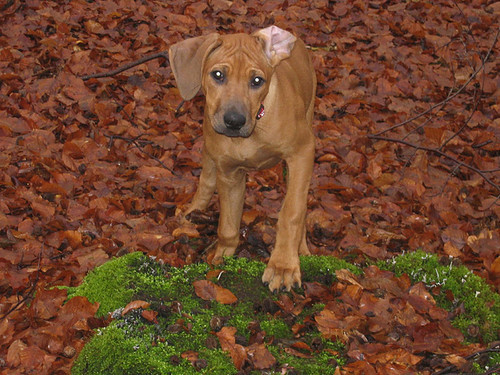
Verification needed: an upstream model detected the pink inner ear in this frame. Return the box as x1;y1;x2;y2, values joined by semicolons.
259;26;296;60
270;26;295;55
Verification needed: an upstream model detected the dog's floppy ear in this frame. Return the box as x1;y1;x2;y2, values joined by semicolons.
254;26;297;67
169;33;221;100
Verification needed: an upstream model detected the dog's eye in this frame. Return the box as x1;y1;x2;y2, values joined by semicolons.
251;76;265;88
211;70;225;83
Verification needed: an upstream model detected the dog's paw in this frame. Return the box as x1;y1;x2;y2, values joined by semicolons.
262;258;301;293
209;245;237;265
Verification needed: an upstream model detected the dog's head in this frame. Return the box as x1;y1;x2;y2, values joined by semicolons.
169;26;296;138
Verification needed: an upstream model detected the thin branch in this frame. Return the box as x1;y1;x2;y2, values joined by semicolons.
175;100;186;115
374;27;499;137
429;164;460;198
431;343;500;375
81;51;169;81
367;135;500;192
472;140;492;149
401;82;457;142
104;134;178;176
0;248;42;320
0;0;15;12
98;84;179;176
439;85;479;151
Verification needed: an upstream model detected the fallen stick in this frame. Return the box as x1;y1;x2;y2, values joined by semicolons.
81;51;168;81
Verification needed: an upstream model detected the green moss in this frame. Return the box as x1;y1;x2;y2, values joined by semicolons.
66;252;142;317
70;253;236;375
66;252;210;317
73;323;236;375
71;251;497;374
217;257;269;302
489;352;500;371
221;256;267;279
300;255;362;283
70;253;348;374
268;344;343;375
379;250;500;343
261;318;292;339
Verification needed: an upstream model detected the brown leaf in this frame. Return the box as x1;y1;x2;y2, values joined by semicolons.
407;282;436;314
247;343;276;369
84;20;105;34
315;308;349;341
31;200;55;219
74;248;109;273
335;269;363;288
303;282;334;301
193;280;237;304
216;326;247;370
6;339;27;367
181;350;199;364
206;269;224;280
7;340;56;373
31;285;67;320
141;309;158;324
136;165;173;183
291;341;313;353
365;347;422;367
58;296;100;332
172;224;200;238
122;300;151;316
285;346;313;359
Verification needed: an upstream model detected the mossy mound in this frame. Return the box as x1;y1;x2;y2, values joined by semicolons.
70;253;349;375
378;250;500;343
69;251;499;374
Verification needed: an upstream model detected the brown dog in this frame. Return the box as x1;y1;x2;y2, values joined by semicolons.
169;26;316;292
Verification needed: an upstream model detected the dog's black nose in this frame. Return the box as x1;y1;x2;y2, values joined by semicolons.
223;110;246;130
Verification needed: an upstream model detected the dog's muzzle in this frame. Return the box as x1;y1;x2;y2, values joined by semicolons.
213;107;253;138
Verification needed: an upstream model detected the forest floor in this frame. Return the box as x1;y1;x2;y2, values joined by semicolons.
0;0;499;374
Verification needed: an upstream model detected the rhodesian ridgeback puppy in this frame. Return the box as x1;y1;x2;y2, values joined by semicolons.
169;26;316;292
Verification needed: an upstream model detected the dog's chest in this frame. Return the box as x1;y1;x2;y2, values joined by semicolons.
211;137;283;171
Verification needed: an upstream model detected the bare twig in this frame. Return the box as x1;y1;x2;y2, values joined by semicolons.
98;84;179;176
401;82;457;142
438;85;479;151
175;100;186;115
104;134;178;176
369;26;499;194
0;0;15;12
367;135;500;192
0;248;42;320
373;28;499;137
472;140;492;149
81;51;169;81
431;343;500;375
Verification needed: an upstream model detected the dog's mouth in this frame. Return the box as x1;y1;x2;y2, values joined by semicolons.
214;124;254;138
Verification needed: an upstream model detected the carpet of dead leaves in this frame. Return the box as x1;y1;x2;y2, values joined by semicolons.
0;0;499;374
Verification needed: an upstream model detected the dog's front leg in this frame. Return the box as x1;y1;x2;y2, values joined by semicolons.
262;144;314;292
211;168;246;264
185;149;217;216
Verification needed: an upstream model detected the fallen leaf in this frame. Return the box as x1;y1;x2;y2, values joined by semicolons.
247;343;276;369
122;300;151;316
193;280;237;304
216;326;247;370
141;309;158;324
335;269;363;288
